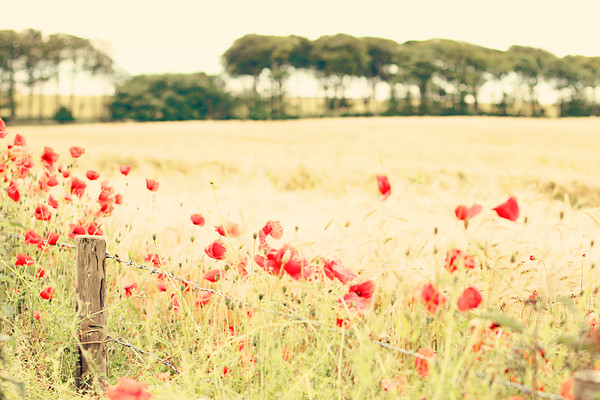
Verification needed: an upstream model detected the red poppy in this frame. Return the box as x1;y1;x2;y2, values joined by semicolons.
68;223;86;239
15;253;34;267
70;177;87;198
40;146;59;169
340;280;376;310
61;169;70;178
415;347;435;378
86;170;100;181
322;258;356;284
380;377;404;393
46;232;59;246
156;281;168;292
119;165;131;176
493;196;519;221
454;203;482;220
87;222;104;236
191;213;205;226
215;220;241;238
25;229;43;246
48;195;59;209
145;253;164;268
13;134;26;147
457;287;482;312
124;282;138;297
7;180;19;202
171;294;180;314
40;286;55;300
35;268;45;278
205;239;227;260
69;146;84;158
0;117;6;138
115;193;123;205
146;179;159;192
34;204;52;221
420;283;446;314
255;244;312;280
560;378;573;400
376;174;391;200
202;268;225;282
445;249;476;272
260;220;283;240
195;291;213;307
105;377;152;400
33;310;42;321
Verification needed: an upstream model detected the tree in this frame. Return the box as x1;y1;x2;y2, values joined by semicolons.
310;34;368;113
398;40;440;115
21;29;45;119
361;37;400;114
0;30;24;120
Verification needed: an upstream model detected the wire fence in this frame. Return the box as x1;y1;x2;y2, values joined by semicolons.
1;231;568;399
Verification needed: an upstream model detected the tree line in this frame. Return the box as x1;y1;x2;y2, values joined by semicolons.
0;29;114;122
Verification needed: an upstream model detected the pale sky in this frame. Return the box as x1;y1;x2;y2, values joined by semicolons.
4;0;600;77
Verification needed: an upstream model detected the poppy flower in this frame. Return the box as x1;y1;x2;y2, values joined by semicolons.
415;347;435;378
61;169;70;178
124;282;138;297
454;204;482;221
34;204;52;221
86;170;100;181
376;174;391;200
46;232;59;246
560;378;573;400
48;195;59;209
445;249;476;272
146;179;159;192
15;253;34;267
145;253;164;268
215;220;241;238
205;239;227;260
340;280;376;310
25;229;43;246
87;222;103;236
261;220;283;239
69;146;84;158
380;377;404;393
68;223;86;239
255;244;312;280
191;213;205;226
41;146;59;169
105;377;152;400
33;310;42;321
202;268;225;282
0;117;6;138
35;268;45;278
70;177;87;198
13;134;26;147
115;194;123;205
420;283;446;314
322;258;356;284
457;287;482;312
40;287;55;300
493;196;519;221
156;281;168;292
195;291;213;307
119;165;131;176
7;181;19;202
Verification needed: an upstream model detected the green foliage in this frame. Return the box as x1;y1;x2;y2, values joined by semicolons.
110;73;236;121
52;106;74;123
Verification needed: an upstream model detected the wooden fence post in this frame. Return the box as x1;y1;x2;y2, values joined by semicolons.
75;235;108;391
574;370;600;400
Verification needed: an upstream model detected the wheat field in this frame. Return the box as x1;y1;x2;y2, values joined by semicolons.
15;116;600;303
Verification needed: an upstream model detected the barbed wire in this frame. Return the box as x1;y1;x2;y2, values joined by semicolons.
0;231;572;398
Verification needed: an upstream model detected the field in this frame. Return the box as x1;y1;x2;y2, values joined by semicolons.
1;116;600;399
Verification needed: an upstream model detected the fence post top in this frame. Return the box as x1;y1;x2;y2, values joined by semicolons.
76;235;107;243
574;369;600;383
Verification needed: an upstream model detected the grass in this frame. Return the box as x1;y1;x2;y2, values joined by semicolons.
1;116;598;399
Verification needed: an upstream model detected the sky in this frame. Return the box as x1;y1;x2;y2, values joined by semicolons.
4;0;600;77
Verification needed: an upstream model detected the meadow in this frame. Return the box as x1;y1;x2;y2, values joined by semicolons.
1;116;599;399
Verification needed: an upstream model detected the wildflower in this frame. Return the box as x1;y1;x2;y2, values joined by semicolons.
13;134;26;146
493;196;519;221
41;146;59;169
156;281;168;292
445;249;476;272
171;294;180;314
145;253;164;268
202;268;225;282
34;204;52;221
156;372;171;381
454;203;482;221
457;287;483;312
105;377;152;400
215;220;241;238
195;292;213;307
380;377;403;393
560;378;573;400
322;258;356;284
69;146;84;158
86;170;100;180
258;220;283;247
119;165;131;176
15;253;34;267
35;268;45;278
70;177;87;198
68;223;86;239
415;347;435;378
0;117;6;138
124;283;138;297
46;232;59;246
40;287;55;300
421;283;446;314
146;179;159;192
25;229;43;246
33;310;42;321
7;181;20;202
376;174;391;200
191;213;205;226
87;222;103;236
205;239;227;260
340;280;376;310
48;195;59;209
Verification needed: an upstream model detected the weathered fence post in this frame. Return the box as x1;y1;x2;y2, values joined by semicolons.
574;370;600;400
75;235;108;391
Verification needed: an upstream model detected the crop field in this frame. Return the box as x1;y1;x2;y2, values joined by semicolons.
1;116;599;399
